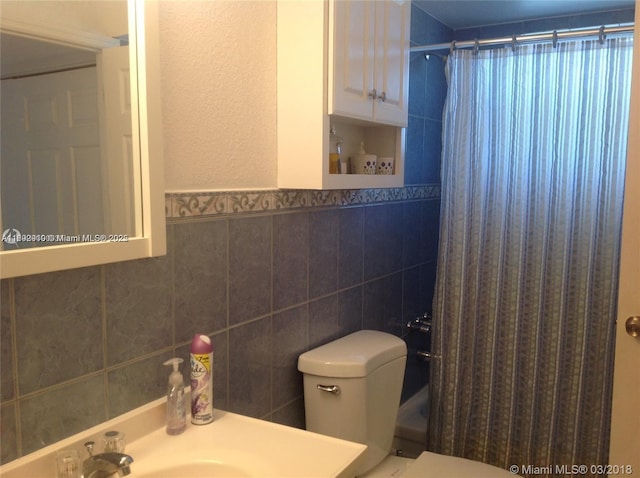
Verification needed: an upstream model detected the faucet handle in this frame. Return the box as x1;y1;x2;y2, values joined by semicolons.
56;449;81;478
84;441;95;456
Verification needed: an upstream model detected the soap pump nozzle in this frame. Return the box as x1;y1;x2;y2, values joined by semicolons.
164;358;184;387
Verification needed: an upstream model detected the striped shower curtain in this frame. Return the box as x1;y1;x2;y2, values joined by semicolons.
429;38;633;477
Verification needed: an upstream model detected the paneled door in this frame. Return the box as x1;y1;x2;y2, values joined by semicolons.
1;66;105;242
609;2;640;474
98;45;136;236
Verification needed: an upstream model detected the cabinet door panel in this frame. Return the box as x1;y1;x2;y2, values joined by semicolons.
330;0;375;121
373;0;410;126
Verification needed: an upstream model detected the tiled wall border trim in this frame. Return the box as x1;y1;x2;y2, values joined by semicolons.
166;185;440;218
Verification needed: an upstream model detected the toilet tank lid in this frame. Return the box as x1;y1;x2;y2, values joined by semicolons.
297;330;407;378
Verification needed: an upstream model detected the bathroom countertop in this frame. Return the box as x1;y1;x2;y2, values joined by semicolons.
0;397;367;478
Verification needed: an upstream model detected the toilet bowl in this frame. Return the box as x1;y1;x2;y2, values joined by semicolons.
298;330;521;477
403;451;518;478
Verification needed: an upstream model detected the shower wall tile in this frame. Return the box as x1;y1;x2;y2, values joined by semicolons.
20;375;105;455
568;9;635;29
385;272;405;334
402;266;422;323
272;305;308;409
364;204;388;280
405;115;425;185
273;212;309;311
211;331;229;411
363;278;386;332
228;316;272;418
420;262;438;314
364;204;404;280
423;119;443;184
420;199;441;264
338;207;364;289
309;209;339;299
1;281;14;403
411;2;453;45
424;60;448;122
454;9;636;42
105;253;173;366
308;294;338;349
409;51;427;117
403;201;422;269
228;216;272;325
0;403;17;463
410;3;432;46
174;219;228;341
272;397;305;430
338;286;363;336
108;351;173;418
387;203;405;274
14;267;102;394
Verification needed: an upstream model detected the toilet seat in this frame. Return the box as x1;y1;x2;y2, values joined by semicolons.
402;451;518;478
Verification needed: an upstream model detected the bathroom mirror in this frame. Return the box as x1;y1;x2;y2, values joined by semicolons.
0;0;165;278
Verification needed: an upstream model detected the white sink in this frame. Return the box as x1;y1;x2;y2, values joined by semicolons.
136;461;253;477
126;408;366;477
0;398;366;478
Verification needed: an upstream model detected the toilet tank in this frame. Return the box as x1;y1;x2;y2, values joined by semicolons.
297;330;407;474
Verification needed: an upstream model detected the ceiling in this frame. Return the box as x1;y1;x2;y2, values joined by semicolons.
413;0;636;29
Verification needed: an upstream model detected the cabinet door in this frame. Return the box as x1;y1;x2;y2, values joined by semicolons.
329;0;375;121
373;0;410;126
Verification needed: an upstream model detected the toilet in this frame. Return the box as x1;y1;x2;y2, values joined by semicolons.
298;330;518;478
298;330;407;475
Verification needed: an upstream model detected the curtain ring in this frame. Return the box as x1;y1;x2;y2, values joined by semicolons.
599;25;606;45
511;34;517;53
473;38;479;56
552;30;558;48
450;40;456;56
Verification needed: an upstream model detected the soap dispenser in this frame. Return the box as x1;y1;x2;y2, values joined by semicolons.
163;358;187;435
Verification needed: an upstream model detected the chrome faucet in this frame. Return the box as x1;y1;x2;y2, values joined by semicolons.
82;441;134;478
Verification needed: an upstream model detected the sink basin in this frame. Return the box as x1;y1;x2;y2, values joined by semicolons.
125;409;363;477
0;397;367;478
128;440;280;477
134;460;252;477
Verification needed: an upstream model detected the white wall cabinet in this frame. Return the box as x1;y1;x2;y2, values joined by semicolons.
277;0;410;190
330;0;410;127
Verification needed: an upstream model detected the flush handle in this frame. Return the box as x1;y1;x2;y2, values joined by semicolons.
625;316;640;337
317;384;341;395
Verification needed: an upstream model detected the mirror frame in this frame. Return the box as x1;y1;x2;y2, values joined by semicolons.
0;0;166;278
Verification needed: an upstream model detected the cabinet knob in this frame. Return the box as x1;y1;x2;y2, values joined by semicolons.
378;91;387;102
368;89;378;100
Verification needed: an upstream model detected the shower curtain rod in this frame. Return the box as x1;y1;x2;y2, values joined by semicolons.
410;24;634;53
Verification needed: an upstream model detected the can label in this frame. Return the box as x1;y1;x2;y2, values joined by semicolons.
190;352;213;424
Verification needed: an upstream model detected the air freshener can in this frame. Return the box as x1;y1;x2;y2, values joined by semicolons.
190;334;213;425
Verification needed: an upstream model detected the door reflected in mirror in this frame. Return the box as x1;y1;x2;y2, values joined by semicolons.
1;0;136;250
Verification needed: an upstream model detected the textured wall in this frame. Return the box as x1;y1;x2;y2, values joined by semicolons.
159;1;278;190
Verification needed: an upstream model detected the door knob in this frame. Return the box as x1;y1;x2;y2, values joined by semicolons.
625;316;640;337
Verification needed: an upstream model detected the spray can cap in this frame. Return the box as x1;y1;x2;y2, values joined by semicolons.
190;334;212;353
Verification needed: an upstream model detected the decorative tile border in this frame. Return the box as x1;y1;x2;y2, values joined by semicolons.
166;185;440;219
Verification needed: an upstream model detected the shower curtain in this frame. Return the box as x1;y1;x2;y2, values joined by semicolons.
429;38;633;477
